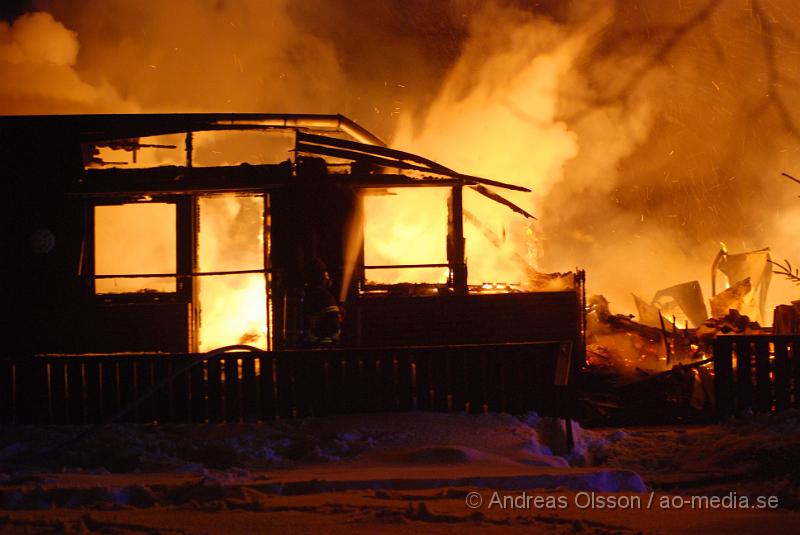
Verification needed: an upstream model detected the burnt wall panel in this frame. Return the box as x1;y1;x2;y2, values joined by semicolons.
2;130;89;357
355;291;580;347
79;302;190;354
2;134;193;355
31;301;190;355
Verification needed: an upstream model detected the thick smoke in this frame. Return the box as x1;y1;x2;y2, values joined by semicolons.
394;0;800;318
546;0;800;318
390;3;592;286
2;0;799;321
3;0;345;115
0;11;131;112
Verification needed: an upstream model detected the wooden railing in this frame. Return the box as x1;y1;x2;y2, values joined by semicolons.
0;342;573;425
713;335;800;417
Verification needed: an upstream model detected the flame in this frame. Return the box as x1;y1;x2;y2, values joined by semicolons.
92;194;268;351
197;195;267;352
363;188;448;284
197;273;267;351
92;131;285;352
4;1;800;326
377;7;591;287
94;202;176;294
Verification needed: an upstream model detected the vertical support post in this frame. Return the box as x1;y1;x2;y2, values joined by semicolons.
576;269;587;374
736;340;754;413
774;338;791;410
754;338;771;411
86;204;97;295
565;417;574;454
659;314;672;366
185;131;193;168
447;184;467;294
263;192;273;351
356;194;366;346
177;197;196;353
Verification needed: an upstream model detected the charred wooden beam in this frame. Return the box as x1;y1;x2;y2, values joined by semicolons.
93;268;270;279
472;185;536;219
337;174;462;188
73;162;292;196
185;131;193;168
0;113;387;146
297;131;530;192
298;131;449;172
364;263;449;270
463;210;532;270
296;141;455;178
448;185;467;294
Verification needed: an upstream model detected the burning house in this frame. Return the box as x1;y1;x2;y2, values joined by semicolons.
0;113;583;425
4;4;800;532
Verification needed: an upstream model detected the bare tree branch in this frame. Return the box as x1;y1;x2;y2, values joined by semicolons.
562;0;800;140
563;0;723;121
750;0;800;137
769;259;800;285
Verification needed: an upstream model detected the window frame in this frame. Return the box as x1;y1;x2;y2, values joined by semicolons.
88;195;193;304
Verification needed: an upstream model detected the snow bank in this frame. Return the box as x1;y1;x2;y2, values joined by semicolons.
3;410;797;511
0;411;651;510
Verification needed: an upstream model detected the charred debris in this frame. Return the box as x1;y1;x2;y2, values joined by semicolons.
582;243;800;425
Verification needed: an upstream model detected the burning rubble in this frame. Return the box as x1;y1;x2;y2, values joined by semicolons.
580;241;800;424
587;244;784;362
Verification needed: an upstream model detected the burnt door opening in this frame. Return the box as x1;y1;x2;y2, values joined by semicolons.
196;193;269;352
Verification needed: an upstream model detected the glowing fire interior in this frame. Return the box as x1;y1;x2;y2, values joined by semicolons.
196;195;267;352
92;187;269;352
94;203;176;294
363;188;449;285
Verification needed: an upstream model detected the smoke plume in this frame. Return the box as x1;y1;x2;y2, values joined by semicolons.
394;0;800;318
2;0;799;322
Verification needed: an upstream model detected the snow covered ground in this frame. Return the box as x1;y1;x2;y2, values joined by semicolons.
1;411;799;533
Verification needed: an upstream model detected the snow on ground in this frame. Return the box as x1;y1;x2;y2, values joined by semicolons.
0;411;799;533
598;409;800;506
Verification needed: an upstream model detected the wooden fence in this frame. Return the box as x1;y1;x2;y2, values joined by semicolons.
0;341;573;425
714;335;800;417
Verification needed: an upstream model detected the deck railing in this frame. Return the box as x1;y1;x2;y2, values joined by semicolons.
713;335;800;417
0;341;573;425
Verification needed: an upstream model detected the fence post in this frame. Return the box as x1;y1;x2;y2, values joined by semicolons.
714;337;734;418
774;338;791;410
754;338;772;412
735;339;754;413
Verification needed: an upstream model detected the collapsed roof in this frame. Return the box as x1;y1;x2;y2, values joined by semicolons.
1;113;535;219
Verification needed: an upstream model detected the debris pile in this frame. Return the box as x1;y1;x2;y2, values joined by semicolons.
774;300;800;334
696;309;768;346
